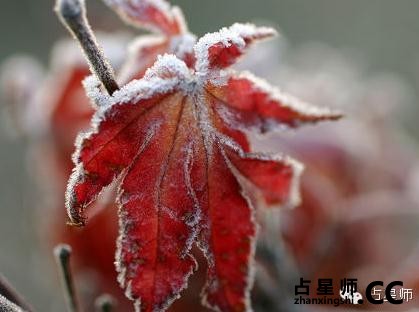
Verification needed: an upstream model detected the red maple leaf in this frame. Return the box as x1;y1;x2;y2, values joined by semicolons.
64;20;340;311
104;0;186;35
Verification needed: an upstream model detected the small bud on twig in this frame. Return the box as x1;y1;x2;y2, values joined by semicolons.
54;244;79;312
95;294;116;312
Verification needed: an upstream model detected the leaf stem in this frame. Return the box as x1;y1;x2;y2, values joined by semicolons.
54;0;119;95
0;274;33;312
54;244;79;312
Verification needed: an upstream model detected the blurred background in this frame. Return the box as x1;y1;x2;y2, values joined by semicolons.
1;0;419;311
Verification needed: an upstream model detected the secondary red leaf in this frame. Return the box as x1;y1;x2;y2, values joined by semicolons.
103;0;186;35
104;0;197;89
118;35;169;84
66;23;341;312
118;34;196;84
50;65;94;164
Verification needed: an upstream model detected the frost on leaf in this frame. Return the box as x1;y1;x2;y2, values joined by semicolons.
103;0;186;35
194;23;277;74
207;71;341;134
66;23;341;312
118;33;196;84
104;0;196;85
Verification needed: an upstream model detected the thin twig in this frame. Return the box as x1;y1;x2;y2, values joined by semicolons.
54;0;119;95
54;244;80;312
0;274;33;312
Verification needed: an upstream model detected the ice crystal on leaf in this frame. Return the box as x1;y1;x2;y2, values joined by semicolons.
61;1;341;311
105;0;196;84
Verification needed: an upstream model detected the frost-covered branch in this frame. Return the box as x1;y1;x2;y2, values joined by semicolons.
55;0;119;95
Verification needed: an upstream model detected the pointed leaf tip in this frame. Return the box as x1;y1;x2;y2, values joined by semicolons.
194;23;278;74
